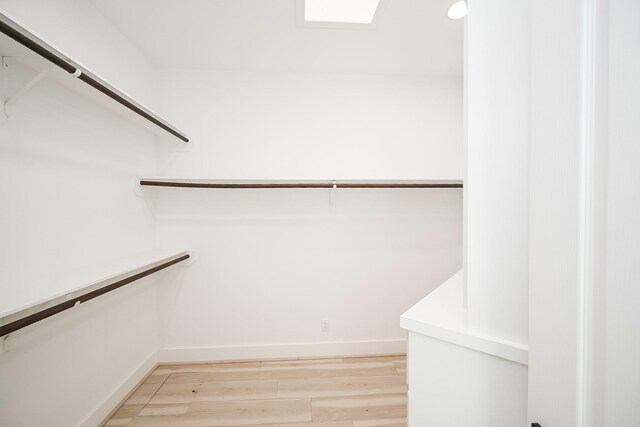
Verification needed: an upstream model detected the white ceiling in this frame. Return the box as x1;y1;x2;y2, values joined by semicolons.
304;0;381;24
92;0;463;75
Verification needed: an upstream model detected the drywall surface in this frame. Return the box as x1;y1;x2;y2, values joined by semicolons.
528;1;640;425
604;0;640;424
152;188;462;355
0;1;161;426
0;0;158;104
465;0;530;346
149;68;464;357
154;69;463;180
528;0;583;424
0;280;159;427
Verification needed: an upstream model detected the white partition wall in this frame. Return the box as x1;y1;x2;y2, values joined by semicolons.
465;0;531;348
603;2;640;424
404;0;640;425
464;0;531;419
527;0;587;424
402;1;530;425
529;0;640;425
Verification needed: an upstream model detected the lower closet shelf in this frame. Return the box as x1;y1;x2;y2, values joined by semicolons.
0;249;190;338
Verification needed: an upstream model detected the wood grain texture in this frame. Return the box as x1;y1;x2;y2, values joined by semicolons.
259;359;398;380
104;355;407;427
353;419;407;427
277;375;406;399
124;383;163;406
104;404;144;426
195;379;278;402
311;394;407;422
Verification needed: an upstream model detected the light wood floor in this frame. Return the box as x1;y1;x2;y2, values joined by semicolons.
104;355;407;427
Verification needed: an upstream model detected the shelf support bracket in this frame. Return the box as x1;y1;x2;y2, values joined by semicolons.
3;62;54;117
330;180;337;204
1;319;9;354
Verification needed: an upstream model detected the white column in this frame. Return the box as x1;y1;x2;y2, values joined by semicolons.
465;0;531;346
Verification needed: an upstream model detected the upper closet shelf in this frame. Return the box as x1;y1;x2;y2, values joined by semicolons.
139;178;464;189
0;10;189;142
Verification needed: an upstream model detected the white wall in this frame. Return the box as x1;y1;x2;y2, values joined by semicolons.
155;70;463;180
148;68;463;358
525;0;640;425
527;0;589;424
0;0;158;104
0;1;162;426
467;0;640;424
604;0;640;424
465;0;530;346
152;187;462;357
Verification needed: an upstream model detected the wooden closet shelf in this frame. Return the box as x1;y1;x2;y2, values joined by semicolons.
0;250;191;338
0;10;189;142
138;178;463;189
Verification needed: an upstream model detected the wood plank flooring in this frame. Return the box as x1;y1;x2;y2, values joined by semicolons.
104;355;407;427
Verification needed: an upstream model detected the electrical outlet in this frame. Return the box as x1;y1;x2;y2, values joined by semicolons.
321;318;330;332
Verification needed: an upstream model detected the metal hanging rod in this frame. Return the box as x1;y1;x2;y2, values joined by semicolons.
0;253;190;338
0;11;189;142
139;179;463;189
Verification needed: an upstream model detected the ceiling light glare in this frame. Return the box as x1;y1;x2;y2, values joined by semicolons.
447;0;468;19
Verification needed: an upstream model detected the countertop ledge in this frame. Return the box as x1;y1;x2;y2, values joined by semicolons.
400;270;529;365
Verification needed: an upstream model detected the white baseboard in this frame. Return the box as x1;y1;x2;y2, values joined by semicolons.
80;351;158;427
157;339;407;363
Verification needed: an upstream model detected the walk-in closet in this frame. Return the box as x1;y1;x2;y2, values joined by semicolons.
1;1;639;427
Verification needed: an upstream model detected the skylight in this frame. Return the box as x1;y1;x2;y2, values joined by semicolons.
304;0;381;24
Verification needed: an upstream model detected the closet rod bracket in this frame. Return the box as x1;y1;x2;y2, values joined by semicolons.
3;59;54;117
1;330;9;354
184;251;196;266
329;180;337;204
133;177;145;197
